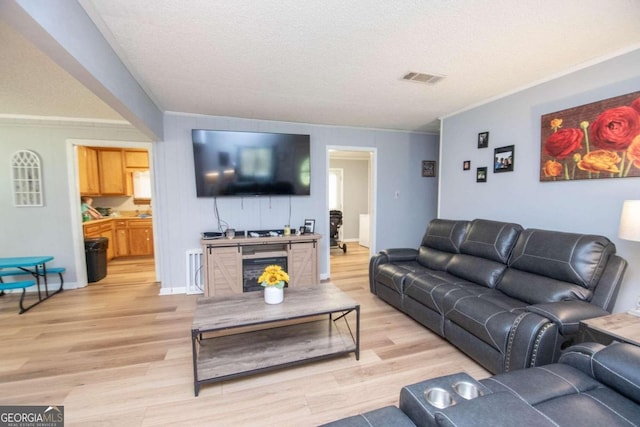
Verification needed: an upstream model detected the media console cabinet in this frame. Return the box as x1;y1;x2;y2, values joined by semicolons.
201;233;321;296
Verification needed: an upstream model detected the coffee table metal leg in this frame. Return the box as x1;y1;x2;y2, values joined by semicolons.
356;305;360;360
192;330;200;396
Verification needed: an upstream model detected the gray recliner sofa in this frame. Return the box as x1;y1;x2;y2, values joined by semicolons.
321;342;640;426
369;218;627;374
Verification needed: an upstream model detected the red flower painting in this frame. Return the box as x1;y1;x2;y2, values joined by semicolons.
540;91;640;181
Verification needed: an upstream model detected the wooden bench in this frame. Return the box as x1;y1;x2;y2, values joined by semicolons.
0;267;65;314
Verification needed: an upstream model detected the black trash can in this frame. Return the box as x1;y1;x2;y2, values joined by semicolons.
85;237;108;282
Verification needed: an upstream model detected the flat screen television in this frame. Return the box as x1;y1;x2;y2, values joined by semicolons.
192;129;311;197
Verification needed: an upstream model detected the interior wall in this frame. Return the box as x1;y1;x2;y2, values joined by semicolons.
329;157;369;241
155;112;439;291
439;48;640;313
0;119;149;287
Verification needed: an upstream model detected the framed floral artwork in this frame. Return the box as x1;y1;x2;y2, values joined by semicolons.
540;91;640;182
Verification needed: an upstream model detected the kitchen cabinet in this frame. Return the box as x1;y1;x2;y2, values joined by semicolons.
83;219;115;261
114;220;129;257
98;149;126;195
128;219;154;256
124;150;149;168
113;218;154;257
78;146;100;195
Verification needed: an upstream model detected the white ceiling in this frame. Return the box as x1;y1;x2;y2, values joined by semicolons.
3;0;640;133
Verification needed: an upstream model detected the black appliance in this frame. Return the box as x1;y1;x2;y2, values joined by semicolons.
192;129;311;197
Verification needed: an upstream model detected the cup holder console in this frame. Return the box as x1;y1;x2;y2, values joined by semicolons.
400;373;492;427
424;387;455;409
452;381;484;400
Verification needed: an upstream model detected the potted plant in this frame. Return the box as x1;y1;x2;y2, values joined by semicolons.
258;265;289;304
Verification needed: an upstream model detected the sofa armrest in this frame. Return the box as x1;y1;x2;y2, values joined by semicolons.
379;248;419;262
526;301;609;335
560;342;640;404
369;249;418;294
558;342;606;375
434;392;556;427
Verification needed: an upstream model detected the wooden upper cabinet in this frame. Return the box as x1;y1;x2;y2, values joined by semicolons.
78;146;100;195
124;150;149;169
98;148;126;195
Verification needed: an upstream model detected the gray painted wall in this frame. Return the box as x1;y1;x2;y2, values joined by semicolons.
329;158;370;241
154;113;439;289
440;48;640;313
0;120;149;286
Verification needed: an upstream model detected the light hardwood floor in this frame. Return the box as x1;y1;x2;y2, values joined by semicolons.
0;247;489;426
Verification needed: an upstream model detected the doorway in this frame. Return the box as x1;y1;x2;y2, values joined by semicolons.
327;147;375;277
67;138;158;288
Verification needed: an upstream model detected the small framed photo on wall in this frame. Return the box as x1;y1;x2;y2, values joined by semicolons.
476;167;487;182
478;132;489;149
494;145;515;173
463;160;471;170
422;160;436;177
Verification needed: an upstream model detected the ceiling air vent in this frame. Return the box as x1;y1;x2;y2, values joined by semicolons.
402;71;445;85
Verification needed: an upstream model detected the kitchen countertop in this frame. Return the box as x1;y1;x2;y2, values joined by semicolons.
83;216;152;225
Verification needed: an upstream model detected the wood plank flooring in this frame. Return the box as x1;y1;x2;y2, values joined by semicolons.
0;248;489;426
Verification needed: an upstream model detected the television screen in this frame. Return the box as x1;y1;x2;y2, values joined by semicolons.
192;129;311;197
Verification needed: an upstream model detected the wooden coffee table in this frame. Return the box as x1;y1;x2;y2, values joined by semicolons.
191;283;360;396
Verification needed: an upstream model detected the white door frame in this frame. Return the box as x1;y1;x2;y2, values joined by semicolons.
66;138;158;289
326;146;377;275
328;167;345;241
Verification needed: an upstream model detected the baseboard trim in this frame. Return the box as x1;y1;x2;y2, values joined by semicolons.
159;286;187;296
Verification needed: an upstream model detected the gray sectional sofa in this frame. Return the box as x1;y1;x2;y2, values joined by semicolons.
369;218;627;374
321;342;640;426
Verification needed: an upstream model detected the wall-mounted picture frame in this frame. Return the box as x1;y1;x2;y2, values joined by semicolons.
494;145;515;173
476;167;487;182
540;90;640;182
422;160;436;177
463;160;471;170
478;132;489;149
304;219;315;234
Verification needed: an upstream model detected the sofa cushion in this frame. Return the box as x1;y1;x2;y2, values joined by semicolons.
482;363;601;404
319;406;416;427
404;271;487;314
591;343;640;404
508;229;615;290
497;268;593;304
482;362;640;425
416;220;468;270
459;219;523;263
444;292;528;351
417;246;455;271
420;219;468;253
442;219;523;289
446;254;508;289
435;392;558;427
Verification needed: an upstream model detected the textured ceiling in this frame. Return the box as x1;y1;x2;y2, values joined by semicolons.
3;1;640;133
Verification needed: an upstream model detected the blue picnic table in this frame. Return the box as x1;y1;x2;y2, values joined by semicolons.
0;256;65;313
